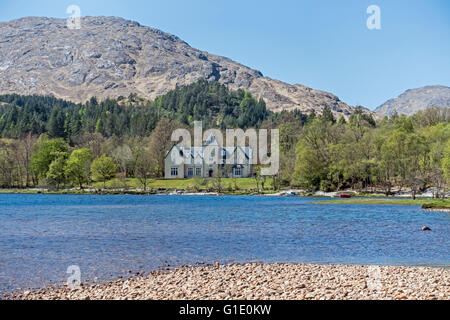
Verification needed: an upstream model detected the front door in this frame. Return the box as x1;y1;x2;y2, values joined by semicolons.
208;169;213;177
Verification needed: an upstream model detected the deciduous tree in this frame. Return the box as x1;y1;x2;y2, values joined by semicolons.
65;148;93;189
91;155;117;188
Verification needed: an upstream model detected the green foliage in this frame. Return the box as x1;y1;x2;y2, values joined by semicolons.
394;115;414;133
31;137;69;180
293;113;449;197
47;106;66;138
187;177;205;192
443;143;450;181
65;148;93;188
349;106;376;129
46;152;68;188
320;106;335;124
134;146;157;190
0;140;21;187
412;107;450;128
0;80;271;140
155;80;269;128
91;155;118;187
1;83;448;196
337;116;347;126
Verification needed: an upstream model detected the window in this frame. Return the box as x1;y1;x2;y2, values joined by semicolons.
234;167;242;176
171;167;178;176
187;168;193;177
196;168;202;176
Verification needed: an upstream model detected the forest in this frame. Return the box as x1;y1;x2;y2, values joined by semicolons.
0;80;448;197
292;107;450;198
0;79;268;140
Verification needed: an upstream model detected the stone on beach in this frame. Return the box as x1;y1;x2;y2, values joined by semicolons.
8;263;450;301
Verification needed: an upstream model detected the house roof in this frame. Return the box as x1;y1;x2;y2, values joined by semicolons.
165;139;252;161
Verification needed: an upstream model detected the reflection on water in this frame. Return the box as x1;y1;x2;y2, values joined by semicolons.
0;194;448;292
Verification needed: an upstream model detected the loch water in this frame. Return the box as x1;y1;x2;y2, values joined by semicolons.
0;194;448;293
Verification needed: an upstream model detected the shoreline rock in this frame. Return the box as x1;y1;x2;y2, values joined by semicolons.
7;263;449;300
423;208;450;213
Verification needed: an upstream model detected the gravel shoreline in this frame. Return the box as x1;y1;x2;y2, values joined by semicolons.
7;263;449;300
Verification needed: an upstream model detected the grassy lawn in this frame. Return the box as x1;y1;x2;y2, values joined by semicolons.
0;189;41;194
91;177;273;191
311;198;450;209
0;177;276;195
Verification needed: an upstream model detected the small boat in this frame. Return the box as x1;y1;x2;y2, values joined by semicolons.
339;194;352;198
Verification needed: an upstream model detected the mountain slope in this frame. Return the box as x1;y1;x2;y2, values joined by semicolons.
0;16;360;117
375;85;450;116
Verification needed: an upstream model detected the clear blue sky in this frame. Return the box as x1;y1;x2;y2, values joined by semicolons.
0;0;449;109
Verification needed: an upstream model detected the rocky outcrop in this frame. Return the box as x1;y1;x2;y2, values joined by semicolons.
375;85;450;116
0;16;364;117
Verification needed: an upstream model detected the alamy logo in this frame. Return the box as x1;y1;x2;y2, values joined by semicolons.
367;5;381;30
170;121;279;176
67;5;81;30
66;265;81;289
367;266;382;292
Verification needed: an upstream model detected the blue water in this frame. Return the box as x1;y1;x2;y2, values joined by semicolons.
0;194;448;293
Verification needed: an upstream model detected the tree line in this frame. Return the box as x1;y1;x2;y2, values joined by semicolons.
0;80;269;141
0;80;448;196
292;107;450;198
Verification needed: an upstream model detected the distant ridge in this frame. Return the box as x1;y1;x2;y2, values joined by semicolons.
375;85;450;116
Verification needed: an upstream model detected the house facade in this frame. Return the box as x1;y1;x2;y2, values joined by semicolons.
164;134;253;179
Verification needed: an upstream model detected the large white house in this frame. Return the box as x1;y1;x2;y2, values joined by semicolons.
164;134;253;179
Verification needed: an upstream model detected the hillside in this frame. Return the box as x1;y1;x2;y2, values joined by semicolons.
375;85;450;116
0;16;364;117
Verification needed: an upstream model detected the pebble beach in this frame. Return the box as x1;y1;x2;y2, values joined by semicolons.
8;263;450;300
